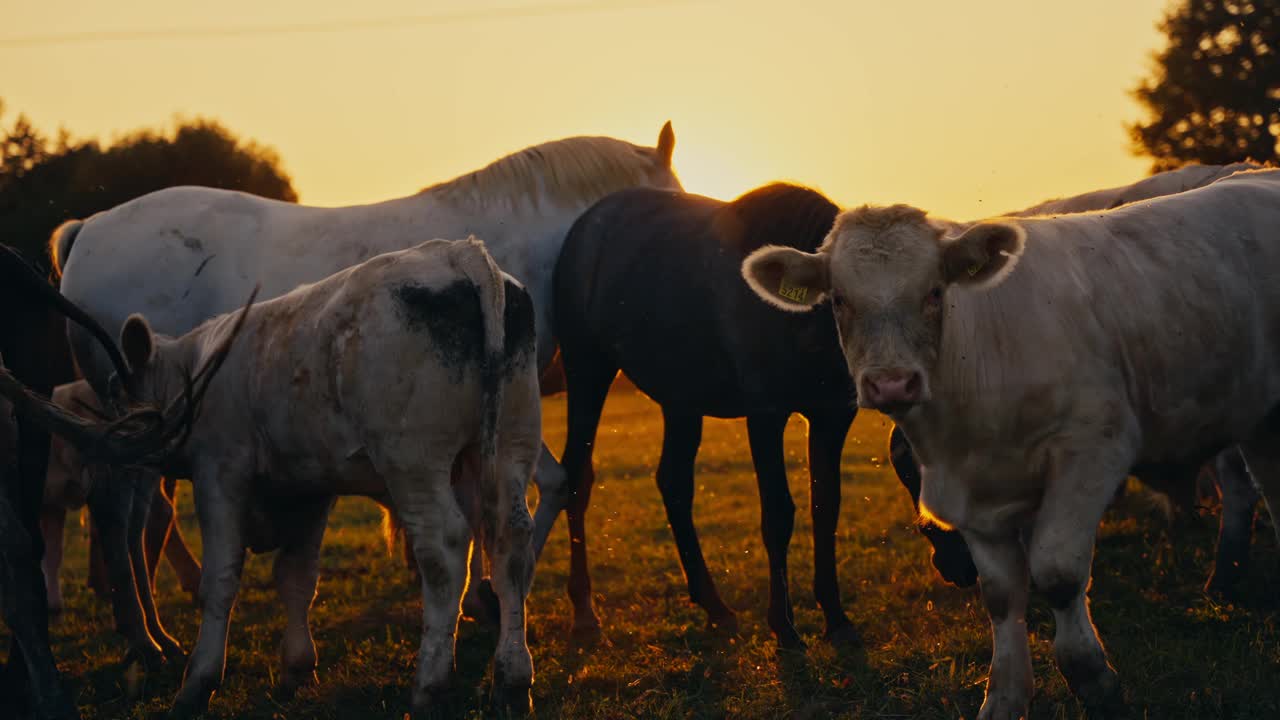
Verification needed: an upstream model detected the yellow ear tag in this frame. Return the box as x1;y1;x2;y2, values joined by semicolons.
777;277;808;303
966;262;983;278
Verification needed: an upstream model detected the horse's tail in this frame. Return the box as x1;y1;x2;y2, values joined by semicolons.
48;219;84;279
450;237;507;550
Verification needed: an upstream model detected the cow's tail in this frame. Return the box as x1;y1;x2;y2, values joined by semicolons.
450;237;506;550
48;219;84;279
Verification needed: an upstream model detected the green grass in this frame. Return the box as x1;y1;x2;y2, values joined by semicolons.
10;387;1280;718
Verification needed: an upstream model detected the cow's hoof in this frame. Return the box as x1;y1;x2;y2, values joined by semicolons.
824;622;861;648
277;669;319;701
1074;667;1123;711
123;645;167;673
976;696;1029;720
410;685;456;720
461;579;501;626
167;694;211;719
1204;575;1242;602
490;684;533;718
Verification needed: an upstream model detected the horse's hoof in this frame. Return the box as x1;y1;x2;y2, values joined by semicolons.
824;622;861;648
570;619;604;647
705;609;740;637
775;627;807;652
277;669;319;701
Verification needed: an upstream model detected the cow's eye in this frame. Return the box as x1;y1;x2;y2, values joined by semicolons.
830;291;844;309
925;287;944;307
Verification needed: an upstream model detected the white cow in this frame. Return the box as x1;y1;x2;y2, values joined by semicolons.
116;238;542;716
742;169;1280;719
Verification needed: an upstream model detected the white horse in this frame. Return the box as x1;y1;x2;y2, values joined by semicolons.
53;122;681;591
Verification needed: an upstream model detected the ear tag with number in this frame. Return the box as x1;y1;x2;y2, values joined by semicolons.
778;277;808;303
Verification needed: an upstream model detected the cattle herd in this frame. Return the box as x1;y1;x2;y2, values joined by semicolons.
0;122;1276;720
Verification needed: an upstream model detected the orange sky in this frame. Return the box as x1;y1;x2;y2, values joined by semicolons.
3;0;1171;219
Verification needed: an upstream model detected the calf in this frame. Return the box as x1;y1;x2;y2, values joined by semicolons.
115;238;541;716
743;169;1280;719
41;380;198;666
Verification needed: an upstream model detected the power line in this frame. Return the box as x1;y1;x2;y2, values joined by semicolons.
0;0;713;49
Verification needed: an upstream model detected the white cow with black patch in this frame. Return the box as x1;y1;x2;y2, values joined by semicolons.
116;237;541;716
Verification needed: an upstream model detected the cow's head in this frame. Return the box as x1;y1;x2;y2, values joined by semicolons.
741;204;1024;416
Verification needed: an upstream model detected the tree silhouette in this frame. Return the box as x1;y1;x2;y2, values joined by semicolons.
0;104;297;273
1130;0;1279;171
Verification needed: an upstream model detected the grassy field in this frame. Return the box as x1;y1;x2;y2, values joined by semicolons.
11;386;1280;719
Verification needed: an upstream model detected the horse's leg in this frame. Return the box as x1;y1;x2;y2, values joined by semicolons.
888;426;977;587
273;497;332;699
39;506;67;616
656;408;736;633
127;471;183;667
158;478;202;601
87;466;165;669
746;412;803;649
805;409;858;645
1205;448;1259;598
558;346;617;641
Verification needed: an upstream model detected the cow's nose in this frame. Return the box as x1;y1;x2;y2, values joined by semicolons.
861;369;923;411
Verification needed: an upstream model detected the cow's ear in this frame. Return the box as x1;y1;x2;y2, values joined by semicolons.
941;222;1025;288
120;314;155;373
742;245;830;311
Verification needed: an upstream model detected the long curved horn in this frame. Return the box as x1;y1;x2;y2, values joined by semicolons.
0;243;133;387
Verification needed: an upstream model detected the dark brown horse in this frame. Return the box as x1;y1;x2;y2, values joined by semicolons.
552;183;974;648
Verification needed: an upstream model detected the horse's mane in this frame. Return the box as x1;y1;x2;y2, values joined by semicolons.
421;135;657;210
714;183;840;254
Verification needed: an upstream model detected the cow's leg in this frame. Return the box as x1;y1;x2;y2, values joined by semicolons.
390;467;470;713
1238;425;1280;549
1206;448;1259;597
889;427;978;587
87;517;108;601
173;464;248;717
964;530;1032;720
1026;460;1127;709
39;506;66;616
126;472;183;665
454;458;500;626
530;444;566;559
746;412;802;649
656;408;736;634
87;466;165;669
143;474;174;594
273;497;331;699
805;409;858;645
558;353;617;641
0;469;78;720
158;478;202;601
487;445;537;714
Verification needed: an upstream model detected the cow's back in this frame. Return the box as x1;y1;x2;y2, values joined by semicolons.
192;243;496;493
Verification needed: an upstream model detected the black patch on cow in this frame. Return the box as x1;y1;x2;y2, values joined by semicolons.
394;280;484;374
502;278;535;371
